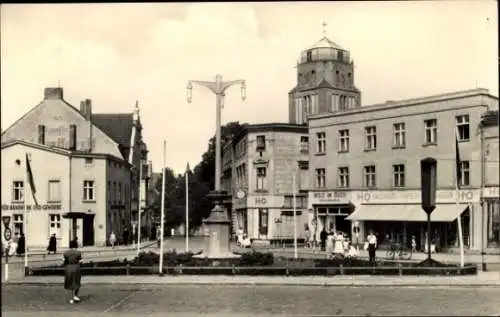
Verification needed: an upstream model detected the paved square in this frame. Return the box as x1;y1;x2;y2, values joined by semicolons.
2;284;500;316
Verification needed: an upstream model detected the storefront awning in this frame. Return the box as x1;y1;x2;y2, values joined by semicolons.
346;204;468;222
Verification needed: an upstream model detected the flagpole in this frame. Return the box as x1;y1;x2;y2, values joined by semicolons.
137;159;142;256
455;183;465;268
455;129;465;268
159;140;166;274
185;163;189;252
24;154;29;269
293;173;298;259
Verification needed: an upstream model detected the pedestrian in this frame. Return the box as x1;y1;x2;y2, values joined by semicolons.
109;232;116;248
47;233;57;254
320;229;327;251
411;235;417;253
304;227;310;248
16;233;25;257
333;231;345;257
367;230;378;264
63;239;82;304
123;228;129;246
326;231;334;258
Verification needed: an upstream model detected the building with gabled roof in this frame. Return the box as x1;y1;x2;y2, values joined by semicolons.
1;87;152;249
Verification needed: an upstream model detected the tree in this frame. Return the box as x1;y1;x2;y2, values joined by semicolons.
150;121;246;231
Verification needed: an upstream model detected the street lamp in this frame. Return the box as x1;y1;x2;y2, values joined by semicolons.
187;74;246;260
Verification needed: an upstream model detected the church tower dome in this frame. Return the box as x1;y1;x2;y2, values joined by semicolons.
288;22;362;125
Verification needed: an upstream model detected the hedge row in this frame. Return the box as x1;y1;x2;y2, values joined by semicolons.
29;265;477;276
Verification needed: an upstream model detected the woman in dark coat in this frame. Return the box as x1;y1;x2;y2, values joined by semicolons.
64;239;82;304
47;234;57;254
16;234;25;257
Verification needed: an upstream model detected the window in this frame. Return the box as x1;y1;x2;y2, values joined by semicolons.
69;124;77;150
108;181;111;202
12;181;24;202
331;94;339;111
83;180;95;201
424;119;437;144
13;214;23;235
339;95;347;110
393;164;405;187
38;125;46;145
306;51;312;62
85;158;93;165
256;135;266;151
365;126;377;150
258;208;269;235
112;182;117;203
315;168;326;188
256;167;267;190
118;183;122;203
338;167;350;188
459;161;470;186
456;115;470;141
300;136;309;153
284;196;307;209
393;123;406;148
363;165;376;188
316;132;326;154
48;180;61;202
49;214;61;236
338;129;349;152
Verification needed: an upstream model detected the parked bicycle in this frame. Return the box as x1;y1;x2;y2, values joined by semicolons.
386;243;412;260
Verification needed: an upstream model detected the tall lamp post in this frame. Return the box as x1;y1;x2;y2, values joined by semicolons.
187;74;246;259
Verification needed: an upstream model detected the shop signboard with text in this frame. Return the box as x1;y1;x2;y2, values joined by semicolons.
309;191;351;205
352;190;480;204
483;186;500;198
248;195;284;208
1;204;62;211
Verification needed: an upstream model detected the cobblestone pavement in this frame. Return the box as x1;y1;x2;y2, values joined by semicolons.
2;284;500;316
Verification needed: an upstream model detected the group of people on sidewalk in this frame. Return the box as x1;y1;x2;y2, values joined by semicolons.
4;233;26;257
314;229;378;263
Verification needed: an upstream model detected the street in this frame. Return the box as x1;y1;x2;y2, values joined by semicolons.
2;284;500;316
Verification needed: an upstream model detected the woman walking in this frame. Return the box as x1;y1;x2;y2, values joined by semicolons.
63;239;83;304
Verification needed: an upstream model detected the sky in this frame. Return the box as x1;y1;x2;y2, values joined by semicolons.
1;1;498;175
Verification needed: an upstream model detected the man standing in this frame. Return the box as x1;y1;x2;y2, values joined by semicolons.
367;230;377;264
320;229;328;252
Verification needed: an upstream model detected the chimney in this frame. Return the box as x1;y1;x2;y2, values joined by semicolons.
80;99;92;120
44;87;63;100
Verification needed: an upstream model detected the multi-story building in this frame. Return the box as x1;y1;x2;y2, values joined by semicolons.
1;87;151;248
480;110;500;252
221;123;309;243
307;88;498;252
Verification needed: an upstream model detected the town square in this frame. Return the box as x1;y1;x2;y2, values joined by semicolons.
1;2;499;316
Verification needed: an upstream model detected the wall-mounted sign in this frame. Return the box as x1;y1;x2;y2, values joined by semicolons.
310;191;350;204
2;216;11;227
353;190;479;204
1;204;62;211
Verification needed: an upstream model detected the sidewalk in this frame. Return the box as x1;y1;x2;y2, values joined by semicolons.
259;246;500;264
6;271;500;287
2;240;157;264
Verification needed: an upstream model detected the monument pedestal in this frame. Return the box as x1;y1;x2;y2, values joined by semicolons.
193;191;241;260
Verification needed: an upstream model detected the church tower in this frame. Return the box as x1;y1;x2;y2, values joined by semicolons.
289;23;362;124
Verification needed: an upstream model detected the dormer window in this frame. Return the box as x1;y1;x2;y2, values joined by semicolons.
306;51;312;62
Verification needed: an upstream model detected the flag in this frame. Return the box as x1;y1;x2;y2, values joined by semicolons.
26;153;39;206
455;130;461;189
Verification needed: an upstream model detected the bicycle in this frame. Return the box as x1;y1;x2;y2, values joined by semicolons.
386;243;412;260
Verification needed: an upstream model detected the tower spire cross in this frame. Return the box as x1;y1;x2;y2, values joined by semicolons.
322;21;327;36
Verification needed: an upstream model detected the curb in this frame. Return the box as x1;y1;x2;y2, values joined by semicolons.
6;276;500;287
